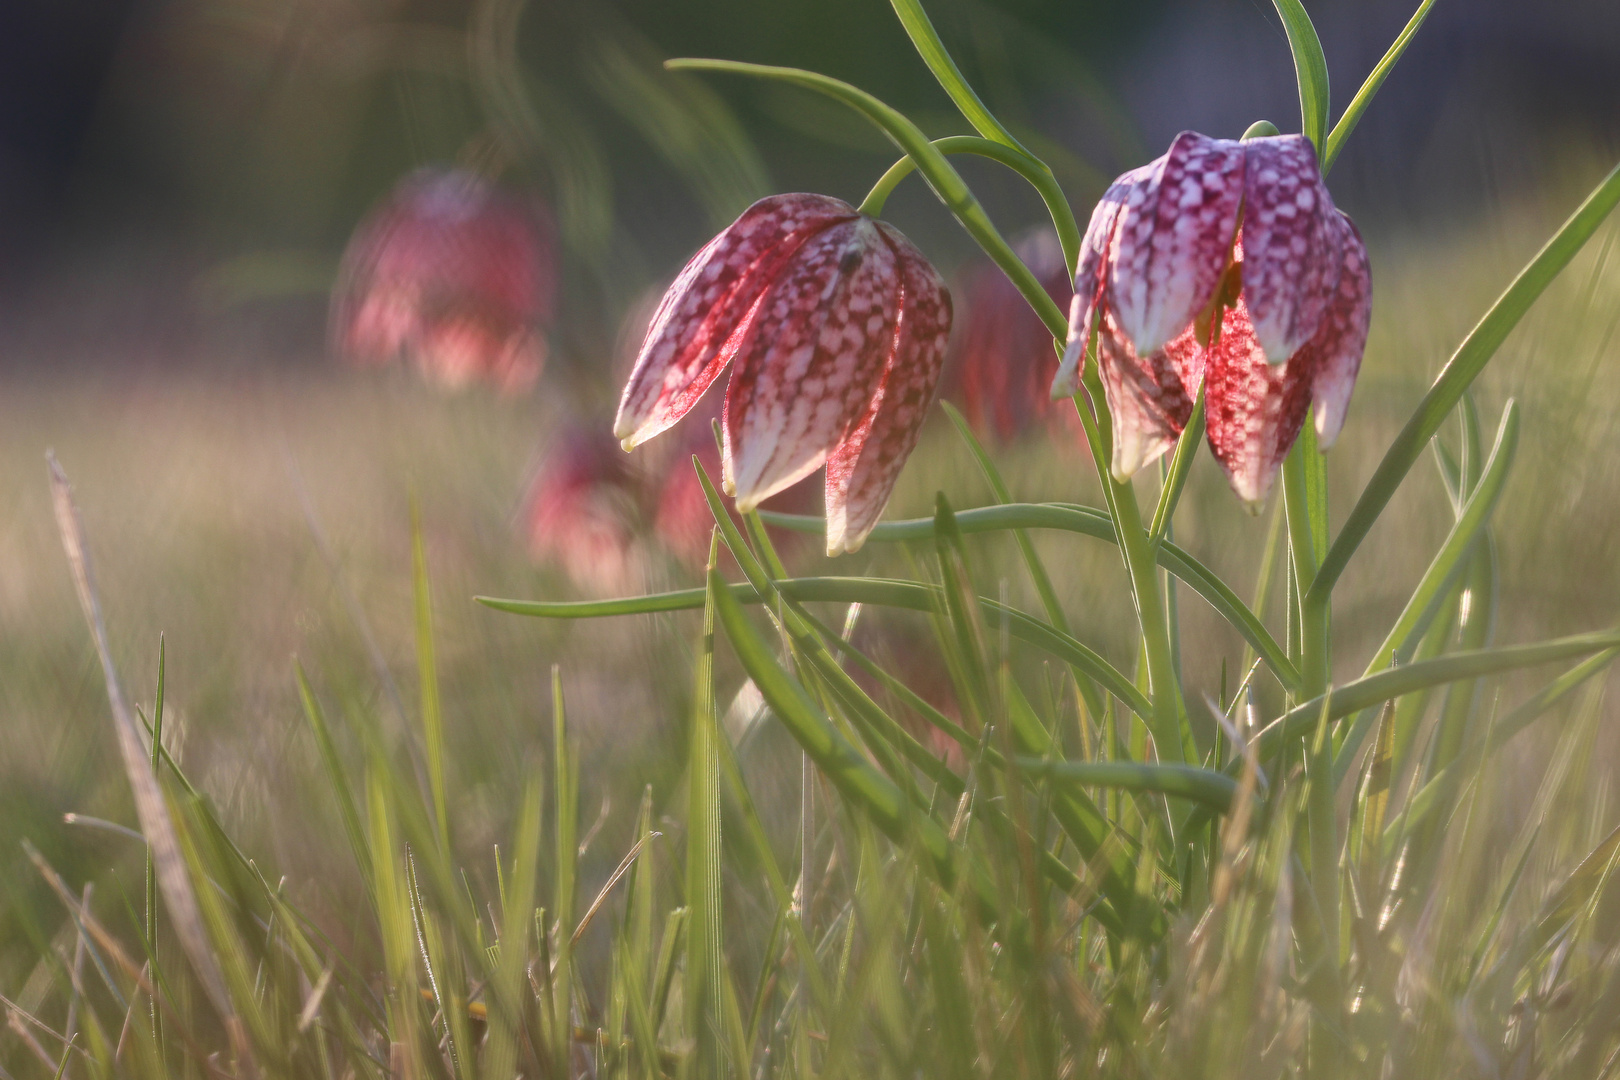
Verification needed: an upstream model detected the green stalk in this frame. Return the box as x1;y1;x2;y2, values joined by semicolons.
666;59;1068;339
859;138;1082;274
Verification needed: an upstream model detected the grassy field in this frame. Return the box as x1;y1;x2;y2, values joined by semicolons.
2;179;1620;1076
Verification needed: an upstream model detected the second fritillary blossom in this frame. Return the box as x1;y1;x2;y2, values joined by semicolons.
1054;131;1371;503
614;193;952;556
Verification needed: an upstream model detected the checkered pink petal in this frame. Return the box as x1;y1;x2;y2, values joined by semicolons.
614;193;858;448
1052;165;1149;399
1237;136;1344;364
1094;308;1204;481
1203;298;1317;504
826;228;952;555
1109;132;1245;358
1308;214;1373;447
726;217;901;510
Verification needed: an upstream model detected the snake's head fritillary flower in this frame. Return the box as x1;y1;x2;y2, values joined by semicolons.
614;192;952;556
523;426;643;593
1053;131;1371;503
952;229;1081;445
332;168;555;393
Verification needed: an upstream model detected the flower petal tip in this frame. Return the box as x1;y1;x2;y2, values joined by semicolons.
1050;338;1084;400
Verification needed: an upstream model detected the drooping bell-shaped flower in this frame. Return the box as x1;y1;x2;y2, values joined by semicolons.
951;229;1082;445
332;168;555;393
614;193;951;556
1053;131;1371;503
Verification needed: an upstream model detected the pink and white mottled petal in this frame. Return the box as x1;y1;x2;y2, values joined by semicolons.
1203;299;1316;504
727;218;901;511
1051;291;1091;400
826;242;951;556
614;193;858;448
1310;214;1372;448
1111;131;1245;357
1094;307;1198;481
1238;136;1342;364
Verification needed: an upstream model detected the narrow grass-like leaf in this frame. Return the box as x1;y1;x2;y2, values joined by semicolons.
1017;759;1238;813
1312;159;1620;600
687;559;726;1076
941;401;1105;718
1148;388;1205;543
485;576;1152;722
1258;629;1620;756
1271;0;1330;151
46;457;239;1039
295;664;375;897
484;775;542;1080
1383;647;1620;856
1360;401;1518;678
708;568;965;894
1322;0;1438;173
411;510;451;856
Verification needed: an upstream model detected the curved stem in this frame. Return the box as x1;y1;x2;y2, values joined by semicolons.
668;58;1068;340
859;136;1083;275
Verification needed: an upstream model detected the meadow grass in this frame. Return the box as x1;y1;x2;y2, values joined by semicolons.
1;183;1620;1076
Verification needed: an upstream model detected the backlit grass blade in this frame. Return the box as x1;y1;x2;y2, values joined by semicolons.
46;457;240;1042
1322;0;1438;173
1312;159;1620;602
411;509;451;856
484;774;542;1080
687;562;726;1076
1360;401;1518;677
295;663;375;898
1381;647;1620;857
1148;389;1206;543
1258;628;1620;757
708;568;963;892
1018;759;1238;814
941;401;1105;719
1271;0;1330;152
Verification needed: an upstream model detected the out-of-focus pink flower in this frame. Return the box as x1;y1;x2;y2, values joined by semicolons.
332;168;555;393
952;229;1080;444
614;193;952;556
523;427;642;593
1055;132;1371;503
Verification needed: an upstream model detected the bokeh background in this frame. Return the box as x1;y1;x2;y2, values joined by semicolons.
3;0;1620;987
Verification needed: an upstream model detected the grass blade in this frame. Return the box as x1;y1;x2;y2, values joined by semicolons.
46;457;241;1045
1312;159;1620;601
1017;759;1238;813
1271;0;1330;151
411;508;450;856
1359;401;1518;678
1259;628;1620;756
1322;0;1438;172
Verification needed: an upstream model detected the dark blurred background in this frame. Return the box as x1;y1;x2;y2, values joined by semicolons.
2;0;1617;377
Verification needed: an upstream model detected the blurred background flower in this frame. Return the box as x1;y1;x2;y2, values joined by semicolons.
948;228;1079;445
521;422;644;592
331;166;555;392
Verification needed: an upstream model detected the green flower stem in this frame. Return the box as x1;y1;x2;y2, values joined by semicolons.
859;136;1083;274
667;59;1068;341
